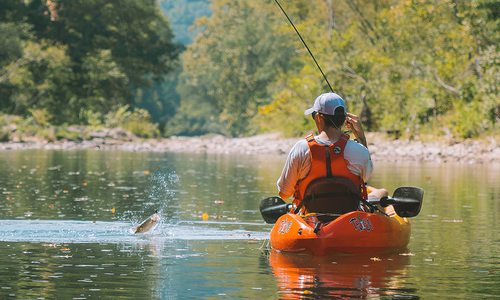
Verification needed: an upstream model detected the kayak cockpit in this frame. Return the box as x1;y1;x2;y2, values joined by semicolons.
297;177;371;223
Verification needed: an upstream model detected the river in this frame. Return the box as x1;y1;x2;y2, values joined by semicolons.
0;150;498;299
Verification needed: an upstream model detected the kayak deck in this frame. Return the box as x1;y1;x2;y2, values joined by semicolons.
269;208;410;255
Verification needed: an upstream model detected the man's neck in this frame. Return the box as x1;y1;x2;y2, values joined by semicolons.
318;128;342;143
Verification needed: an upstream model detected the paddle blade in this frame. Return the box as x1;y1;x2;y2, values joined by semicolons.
259;197;289;224
392;187;424;217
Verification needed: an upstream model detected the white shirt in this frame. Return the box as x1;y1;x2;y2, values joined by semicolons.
277;136;373;199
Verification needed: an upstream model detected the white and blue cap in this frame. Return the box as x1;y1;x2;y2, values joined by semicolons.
304;92;347;116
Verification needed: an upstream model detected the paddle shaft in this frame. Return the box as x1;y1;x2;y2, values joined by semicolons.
260;203;291;215
368;196;421;207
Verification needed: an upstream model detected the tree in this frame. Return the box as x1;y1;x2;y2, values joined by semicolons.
258;0;498;138
174;0;296;136
0;0;179;125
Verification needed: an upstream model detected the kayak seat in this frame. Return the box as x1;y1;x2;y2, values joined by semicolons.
302;177;362;222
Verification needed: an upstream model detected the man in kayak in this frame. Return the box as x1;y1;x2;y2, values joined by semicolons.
277;92;387;212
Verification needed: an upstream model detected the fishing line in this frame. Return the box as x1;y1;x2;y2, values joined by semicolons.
273;0;334;93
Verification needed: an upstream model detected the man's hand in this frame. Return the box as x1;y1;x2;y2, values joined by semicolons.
346;113;367;148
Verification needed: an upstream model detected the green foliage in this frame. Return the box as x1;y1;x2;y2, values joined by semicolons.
1;0;497;140
79;109;104;128
256;65;322;137
6;113;57;142
176;0;296;136
29;108;51;127
105;105;159;138
131;66;182;130
254;0;499;139
0;105;159;141
41;0;178;85
0;128;10;142
55;127;86;141
0;0;178;126
0;22;30;66
1;39;72;120
81;49;129;115
0;114;22;141
164;99;226;136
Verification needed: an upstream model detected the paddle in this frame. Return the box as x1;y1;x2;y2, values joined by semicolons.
259;186;424;223
259;196;292;224
367;186;424;218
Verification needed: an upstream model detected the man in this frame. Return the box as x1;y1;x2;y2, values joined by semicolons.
277;92;387;212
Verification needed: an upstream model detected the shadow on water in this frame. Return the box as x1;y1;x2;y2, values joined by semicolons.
265;250;418;299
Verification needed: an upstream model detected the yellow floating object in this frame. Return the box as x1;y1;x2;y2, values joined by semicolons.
202;213;209;221
111;207;116;214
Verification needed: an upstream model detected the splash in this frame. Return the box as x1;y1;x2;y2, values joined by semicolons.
0;220;269;244
121;169;179;226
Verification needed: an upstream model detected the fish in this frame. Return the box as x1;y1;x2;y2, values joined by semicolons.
132;211;161;234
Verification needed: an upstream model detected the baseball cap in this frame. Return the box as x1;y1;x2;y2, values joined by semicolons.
304;92;347;116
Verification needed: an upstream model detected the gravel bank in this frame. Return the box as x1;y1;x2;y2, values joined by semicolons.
0;133;498;164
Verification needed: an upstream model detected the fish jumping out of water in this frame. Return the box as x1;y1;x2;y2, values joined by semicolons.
132;210;161;234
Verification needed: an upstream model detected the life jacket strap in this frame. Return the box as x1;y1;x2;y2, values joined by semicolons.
325;146;332;178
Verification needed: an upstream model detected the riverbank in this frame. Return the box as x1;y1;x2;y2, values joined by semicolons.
0;132;498;164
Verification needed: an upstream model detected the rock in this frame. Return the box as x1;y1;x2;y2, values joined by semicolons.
89;129;108;139
89;128;135;141
107;128;135;141
0;132;498;165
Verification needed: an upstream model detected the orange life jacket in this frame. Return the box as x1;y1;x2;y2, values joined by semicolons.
293;133;367;208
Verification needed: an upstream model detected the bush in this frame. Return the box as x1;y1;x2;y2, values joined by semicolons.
0;128;10;142
55;126;85;141
105;105;159;138
79;109;104;128
29;109;51;127
0;114;22;141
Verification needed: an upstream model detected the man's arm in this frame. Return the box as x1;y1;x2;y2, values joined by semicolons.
344;140;373;182
345;113;367;149
277;140;310;200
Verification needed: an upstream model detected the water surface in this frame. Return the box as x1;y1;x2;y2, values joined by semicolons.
0;150;498;298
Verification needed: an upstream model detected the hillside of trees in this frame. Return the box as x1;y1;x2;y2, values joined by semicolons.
170;0;498;139
0;0;498;142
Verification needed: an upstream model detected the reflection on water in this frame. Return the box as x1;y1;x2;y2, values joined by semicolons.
0;150;498;298
268;251;414;299
0;242;160;299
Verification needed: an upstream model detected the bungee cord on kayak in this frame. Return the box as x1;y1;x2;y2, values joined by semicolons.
273;0;334;93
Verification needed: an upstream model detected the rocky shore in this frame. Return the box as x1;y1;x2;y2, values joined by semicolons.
0;132;498;165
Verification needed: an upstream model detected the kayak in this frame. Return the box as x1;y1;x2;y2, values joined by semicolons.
261;186;423;255
269;207;410;255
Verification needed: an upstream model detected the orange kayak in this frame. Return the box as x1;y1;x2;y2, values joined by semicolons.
270;208;410;255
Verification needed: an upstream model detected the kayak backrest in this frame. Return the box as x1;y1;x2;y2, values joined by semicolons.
302;177;362;219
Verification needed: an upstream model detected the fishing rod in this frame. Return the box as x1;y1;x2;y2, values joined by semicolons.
273;0;334;93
